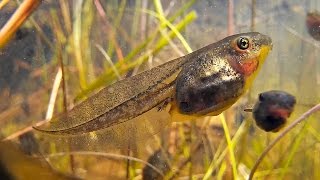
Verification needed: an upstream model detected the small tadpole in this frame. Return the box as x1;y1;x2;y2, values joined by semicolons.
244;90;296;132
306;11;320;41
142;149;171;180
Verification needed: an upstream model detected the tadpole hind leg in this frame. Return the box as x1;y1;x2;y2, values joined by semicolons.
157;97;173;112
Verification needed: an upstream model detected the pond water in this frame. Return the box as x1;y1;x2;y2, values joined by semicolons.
0;0;319;179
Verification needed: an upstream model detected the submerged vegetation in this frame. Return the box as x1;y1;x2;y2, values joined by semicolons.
0;0;320;179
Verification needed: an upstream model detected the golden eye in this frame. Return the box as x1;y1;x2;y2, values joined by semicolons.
237;37;250;50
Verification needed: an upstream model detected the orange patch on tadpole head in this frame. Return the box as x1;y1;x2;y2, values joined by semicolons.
240;59;259;76
269;107;291;119
227;57;259;76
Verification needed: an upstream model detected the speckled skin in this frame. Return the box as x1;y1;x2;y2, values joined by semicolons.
35;32;272;135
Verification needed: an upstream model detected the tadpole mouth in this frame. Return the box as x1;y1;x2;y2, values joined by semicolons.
256;33;273;50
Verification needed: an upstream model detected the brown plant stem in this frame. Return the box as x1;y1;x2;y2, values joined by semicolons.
0;0;41;48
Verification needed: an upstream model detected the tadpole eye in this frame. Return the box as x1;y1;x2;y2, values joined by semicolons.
236;37;250;50
259;93;265;101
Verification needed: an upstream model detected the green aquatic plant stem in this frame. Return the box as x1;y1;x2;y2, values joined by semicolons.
217;162;227;180
279;127;307;179
94;0;124;66
130;0;141;38
124;0;195;64
82;0;95;83
143;9;193;53
254;168;288;178
153;0;165;16
106;0;126;59
75;11;197;100
96;44;121;80
249;103;320;180
203;118;251;179
152;0;192;57
219;113;238;179
307;125;320;141
279;122;309;179
75;0;196;100
152;0;192;53
73;0;87;89
169;0;195;22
